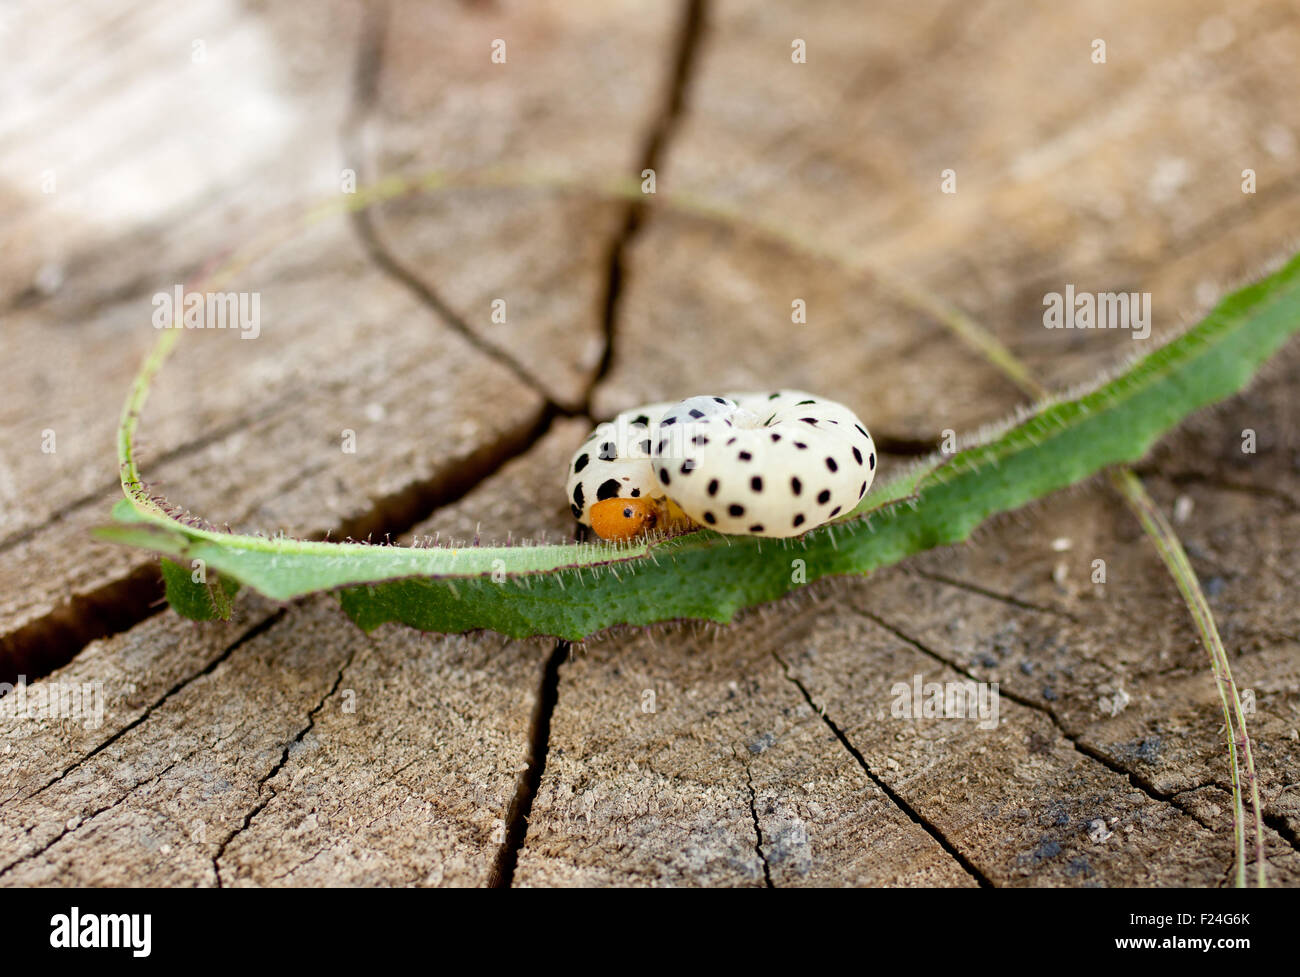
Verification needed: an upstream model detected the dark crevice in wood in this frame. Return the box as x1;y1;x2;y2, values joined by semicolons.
584;0;708;417
348;208;570;412
742;763;775;887
212;641;358;887
0;565;166;691
773;650;993;887
488;639;568;888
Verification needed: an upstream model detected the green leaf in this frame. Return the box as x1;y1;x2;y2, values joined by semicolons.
98;250;1300;639
158;556;240;621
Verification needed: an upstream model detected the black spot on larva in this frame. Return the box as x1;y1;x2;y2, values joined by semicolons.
573;453;590;473
631;414;650;427
829;506;841;517
792;513;805;527
703;511;716;525
791;477;802;496
793;441;808;450
724;419;733;427
800;417;818;425
570;503;582;519
751;475;763;492
599;441;617;460
858;482;866;498
728;503;745;517
795;399;815;405
826;456;838;473
713;397;727;404
573;483;585;508
659;468;670;485
661;416;677;426
828;419;839;424
817;489;831;504
749;524;764;533
691;435;709;446
707;479;719;496
727;437;738;446
657;438;669;453
768;392;780;400
855;423;868;438
680;460;696;475
770;433;781;442
639;439;652;454
852;446;863;465
764;414;776;425
631;487;641;498
869;452;876;470
623;505;634;518
688;408;705;419
738;451;752;461
597;478;621;501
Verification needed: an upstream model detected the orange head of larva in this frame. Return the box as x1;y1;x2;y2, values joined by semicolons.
589;497;659;541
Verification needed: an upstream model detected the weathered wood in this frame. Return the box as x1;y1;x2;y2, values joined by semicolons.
1;0;1299;887
529;0;1300;885
0;0;367;307
0;0;673;674
0;423;584;885
0;225;547;674
357;0;683;408
514;611;982;887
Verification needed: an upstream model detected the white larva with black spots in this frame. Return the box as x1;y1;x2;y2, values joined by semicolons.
567;391;876;540
656;391;875;535
565;399;676;525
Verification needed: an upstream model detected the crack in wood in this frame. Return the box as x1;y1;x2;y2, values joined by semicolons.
487;640;568;888
772;649;992;887
340;0;575;415
0;759;181;880
19;609;288;805
741;760;775;888
0;368;554;689
909;567;1077;619
0;564;166;691
484;0;711;887
212;642;358;887
857;607;1300;863
586;0;707;418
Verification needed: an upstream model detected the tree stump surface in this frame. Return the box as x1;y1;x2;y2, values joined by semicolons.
1;0;1298;886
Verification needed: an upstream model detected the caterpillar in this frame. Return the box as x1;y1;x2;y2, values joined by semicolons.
567;391;876;541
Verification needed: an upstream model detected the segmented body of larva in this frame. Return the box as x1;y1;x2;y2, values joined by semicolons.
567;391;876;540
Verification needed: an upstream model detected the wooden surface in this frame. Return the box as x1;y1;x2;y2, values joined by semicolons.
1;0;1298;886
